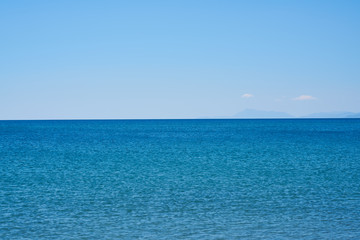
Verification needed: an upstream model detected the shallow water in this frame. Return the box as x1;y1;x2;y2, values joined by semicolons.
1;119;360;239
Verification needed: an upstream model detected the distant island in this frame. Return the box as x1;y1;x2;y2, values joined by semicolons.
214;109;360;119
302;112;360;118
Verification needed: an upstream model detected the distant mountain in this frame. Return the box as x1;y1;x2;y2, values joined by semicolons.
232;109;293;118
346;113;360;118
302;111;360;118
209;110;360;119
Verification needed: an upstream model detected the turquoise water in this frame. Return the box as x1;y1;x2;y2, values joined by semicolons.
1;119;360;239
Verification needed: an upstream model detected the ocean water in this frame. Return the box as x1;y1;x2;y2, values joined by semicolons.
0;119;360;239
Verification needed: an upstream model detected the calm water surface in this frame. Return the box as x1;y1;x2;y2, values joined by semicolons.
0;119;360;239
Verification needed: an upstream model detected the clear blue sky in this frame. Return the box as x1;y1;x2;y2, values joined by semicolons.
1;0;359;119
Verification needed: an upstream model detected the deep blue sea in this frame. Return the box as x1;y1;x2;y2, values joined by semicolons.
1;119;360;239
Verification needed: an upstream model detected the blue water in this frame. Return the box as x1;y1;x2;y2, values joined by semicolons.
1;119;360;239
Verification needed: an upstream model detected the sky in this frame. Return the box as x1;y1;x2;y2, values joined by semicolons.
1;0;360;119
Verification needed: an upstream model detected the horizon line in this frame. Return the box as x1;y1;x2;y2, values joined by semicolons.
1;117;360;121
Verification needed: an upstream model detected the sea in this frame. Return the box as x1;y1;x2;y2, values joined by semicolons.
0;119;359;239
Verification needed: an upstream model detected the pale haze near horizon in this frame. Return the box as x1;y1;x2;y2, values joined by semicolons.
1;0;359;119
